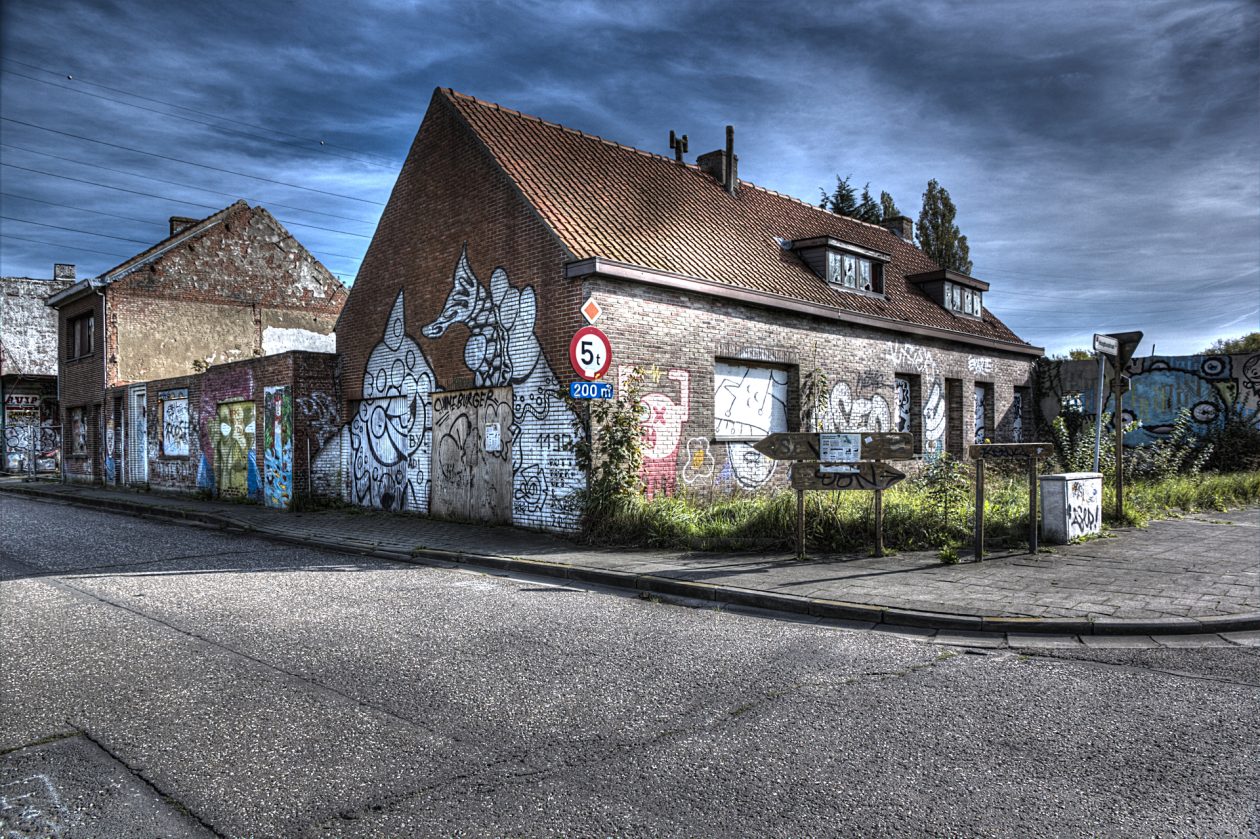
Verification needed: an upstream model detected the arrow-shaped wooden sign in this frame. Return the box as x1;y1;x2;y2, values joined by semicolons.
790;461;907;492
968;442;1053;460
754;432;913;462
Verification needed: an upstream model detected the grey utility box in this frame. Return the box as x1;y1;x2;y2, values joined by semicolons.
1038;472;1103;544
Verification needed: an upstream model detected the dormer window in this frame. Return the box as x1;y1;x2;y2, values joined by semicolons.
906;268;989;320
791;236;889;297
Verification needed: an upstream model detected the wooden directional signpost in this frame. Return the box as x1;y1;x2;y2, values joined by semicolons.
754;431;910;558
968;442;1053;559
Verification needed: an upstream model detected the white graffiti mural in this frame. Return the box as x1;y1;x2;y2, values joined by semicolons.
350;289;435;512
713;361;788;488
821;382;893;433
974;384;988;444
159;389;190;457
422;247;581;529
894;376;912;434
682;436;714;486
1067;477;1102;539
887;344;946;456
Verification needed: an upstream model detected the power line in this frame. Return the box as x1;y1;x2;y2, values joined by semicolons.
1;163;372;240
1;215;152;244
1;67;397;171
0;232;131;259
1;192;156;225
1;142;377;225
1;116;386;206
1;55;397;167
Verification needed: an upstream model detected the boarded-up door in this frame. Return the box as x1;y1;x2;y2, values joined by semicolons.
430;387;513;523
127;385;148;485
215;400;256;498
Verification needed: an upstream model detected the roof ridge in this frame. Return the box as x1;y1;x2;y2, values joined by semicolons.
97;200;246;281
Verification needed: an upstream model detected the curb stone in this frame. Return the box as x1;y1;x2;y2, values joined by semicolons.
4;483;1259;637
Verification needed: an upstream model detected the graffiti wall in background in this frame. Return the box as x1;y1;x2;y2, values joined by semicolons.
713;361;789;489
263;385;293;509
2;394;59;473
1041;353;1260;446
159;389;190;457
621;366;690;500
886;344;946;456
422;247;582;530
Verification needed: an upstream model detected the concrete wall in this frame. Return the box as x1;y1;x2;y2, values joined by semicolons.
1037;353;1260;445
0;277;73;377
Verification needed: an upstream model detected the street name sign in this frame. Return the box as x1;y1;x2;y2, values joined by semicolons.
568;326;612;381
1093;333;1118;356
753;432;913;462
789;461;906;492
968;442;1053;460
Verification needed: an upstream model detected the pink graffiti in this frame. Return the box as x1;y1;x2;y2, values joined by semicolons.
621;367;690;500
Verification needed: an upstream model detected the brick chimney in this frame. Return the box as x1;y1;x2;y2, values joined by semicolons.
53;263;75;280
169;216;199;236
883;215;914;241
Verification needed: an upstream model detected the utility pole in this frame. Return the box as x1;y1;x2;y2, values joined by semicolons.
1104;332;1143;522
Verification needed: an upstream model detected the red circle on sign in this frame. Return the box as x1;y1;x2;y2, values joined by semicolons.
569;326;613;381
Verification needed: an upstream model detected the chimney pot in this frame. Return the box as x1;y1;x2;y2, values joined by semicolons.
696;149;727;185
883;215;914;241
53;263;75;281
169;216;199;236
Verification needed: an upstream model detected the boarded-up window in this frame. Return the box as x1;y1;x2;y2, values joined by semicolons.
69;407;86;455
713;361;789;440
159;389;190;457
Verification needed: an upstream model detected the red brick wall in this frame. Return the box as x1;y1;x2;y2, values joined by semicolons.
57;292;104;483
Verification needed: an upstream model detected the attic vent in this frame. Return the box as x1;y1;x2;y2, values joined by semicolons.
169;216;199;236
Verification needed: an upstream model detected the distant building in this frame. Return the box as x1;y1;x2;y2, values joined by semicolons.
46;201;347;486
1;267;75;473
318;89;1042;532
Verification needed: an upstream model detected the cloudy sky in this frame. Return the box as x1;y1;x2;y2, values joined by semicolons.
1;0;1256;356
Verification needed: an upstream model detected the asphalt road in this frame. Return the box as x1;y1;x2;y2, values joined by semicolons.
2;494;1257;838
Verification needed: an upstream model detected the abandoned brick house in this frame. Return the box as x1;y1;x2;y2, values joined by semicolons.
46;201;347;494
1;266;76;473
313;88;1042;532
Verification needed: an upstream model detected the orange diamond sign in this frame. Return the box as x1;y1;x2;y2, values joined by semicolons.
580;297;602;324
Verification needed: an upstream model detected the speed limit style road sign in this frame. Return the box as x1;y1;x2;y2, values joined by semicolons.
569;326;613;381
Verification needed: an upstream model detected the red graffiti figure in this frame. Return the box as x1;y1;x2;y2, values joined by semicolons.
625;367;690;500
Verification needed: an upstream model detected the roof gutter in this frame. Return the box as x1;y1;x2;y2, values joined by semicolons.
565;256;1044;358
44;278;100;309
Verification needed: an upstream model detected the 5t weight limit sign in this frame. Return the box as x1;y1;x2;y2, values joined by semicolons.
569;326;612;380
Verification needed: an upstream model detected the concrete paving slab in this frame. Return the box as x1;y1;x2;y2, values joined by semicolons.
1153;634;1235;648
1079;635;1162;649
931;631;1007;648
1006;633;1084;649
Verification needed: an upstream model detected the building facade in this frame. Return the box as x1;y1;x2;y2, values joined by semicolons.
320;89;1042;532
47;201;347;487
1;268;75;473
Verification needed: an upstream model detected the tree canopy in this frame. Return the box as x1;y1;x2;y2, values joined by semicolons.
879;191;901;220
1204;332;1260;354
855;184;881;223
819;175;857;217
916;179;972;274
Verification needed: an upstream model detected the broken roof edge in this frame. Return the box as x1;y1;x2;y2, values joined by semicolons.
95;200;248;285
566;256;1043;358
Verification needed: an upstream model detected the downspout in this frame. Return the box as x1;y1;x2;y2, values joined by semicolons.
96;283;107;485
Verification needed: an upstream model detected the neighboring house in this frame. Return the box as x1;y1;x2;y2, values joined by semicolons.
46;201;347;487
1038;352;1260;446
319;88;1042;532
0;266;75;473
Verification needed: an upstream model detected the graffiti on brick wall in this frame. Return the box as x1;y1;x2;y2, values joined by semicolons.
296;391;341;449
886;344;945;455
70;408;86;456
1013;391;1024;442
713;361;788;488
159;389;190;457
264;385;293;509
682;437;714;486
894;377;911;434
621;365;689;499
1067;478;1101;539
350;289;435;512
422;247;581;529
821;382;892;433
968;356;994;377
3;416;58;472
1059;353;1260;445
197;368;258;498
213;401;257;498
104;415;116;483
974;385;988;444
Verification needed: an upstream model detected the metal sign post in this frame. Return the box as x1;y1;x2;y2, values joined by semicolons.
1104;332;1143;522
1091;333;1117;473
969;443;1052;558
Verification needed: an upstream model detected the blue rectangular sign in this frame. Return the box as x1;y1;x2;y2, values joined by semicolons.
569;381;614;400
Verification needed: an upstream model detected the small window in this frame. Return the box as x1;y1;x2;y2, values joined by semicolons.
826;249;882;295
67;313;94;359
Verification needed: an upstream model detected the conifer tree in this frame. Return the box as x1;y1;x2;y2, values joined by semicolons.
879;191;901;220
856;184;881;223
818;174;857;217
916;179;972;274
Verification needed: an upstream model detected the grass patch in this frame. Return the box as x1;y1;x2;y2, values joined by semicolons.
577;470;1260;554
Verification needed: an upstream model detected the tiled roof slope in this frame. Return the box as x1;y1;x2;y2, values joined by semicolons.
443;89;1030;348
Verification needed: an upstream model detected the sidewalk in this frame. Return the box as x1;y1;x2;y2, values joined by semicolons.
4;477;1258;636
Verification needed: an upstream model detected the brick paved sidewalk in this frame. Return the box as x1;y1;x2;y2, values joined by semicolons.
4;478;1257;634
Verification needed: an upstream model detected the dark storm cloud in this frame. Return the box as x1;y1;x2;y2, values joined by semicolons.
1;0;1256;353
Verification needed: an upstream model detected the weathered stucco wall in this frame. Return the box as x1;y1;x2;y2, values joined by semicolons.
0;277;73;377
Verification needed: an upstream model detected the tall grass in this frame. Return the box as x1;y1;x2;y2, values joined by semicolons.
578;471;1260;554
